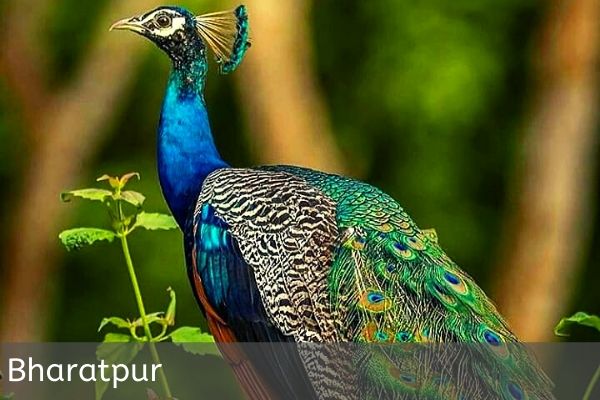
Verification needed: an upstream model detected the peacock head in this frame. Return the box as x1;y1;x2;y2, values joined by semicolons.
111;5;250;74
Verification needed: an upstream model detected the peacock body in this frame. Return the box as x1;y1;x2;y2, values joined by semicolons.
111;5;554;399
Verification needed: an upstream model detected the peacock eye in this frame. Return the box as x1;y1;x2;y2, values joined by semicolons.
156;14;171;28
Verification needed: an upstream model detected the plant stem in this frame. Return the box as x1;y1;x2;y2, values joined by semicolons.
583;363;600;400
119;232;173;399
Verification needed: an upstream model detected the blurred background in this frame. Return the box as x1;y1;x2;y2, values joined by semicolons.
0;0;598;344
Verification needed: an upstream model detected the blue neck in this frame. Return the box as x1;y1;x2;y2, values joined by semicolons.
158;58;227;226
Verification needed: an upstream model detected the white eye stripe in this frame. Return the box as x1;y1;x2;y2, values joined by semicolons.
142;9;177;22
153;17;186;37
140;10;186;37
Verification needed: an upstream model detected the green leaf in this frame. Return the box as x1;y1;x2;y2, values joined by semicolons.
101;333;134;343
59;228;116;251
0;394;14;400
165;288;176;326
119;172;140;187
555;312;600;337
132;312;164;328
170;327;220;356
97;172;140;190
96;334;144;400
120;190;146;206
170;327;214;342
97;174;121;189
61;188;112;202
98;317;130;332
133;212;178;231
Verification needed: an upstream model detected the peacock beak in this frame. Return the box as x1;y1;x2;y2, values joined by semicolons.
110;16;147;34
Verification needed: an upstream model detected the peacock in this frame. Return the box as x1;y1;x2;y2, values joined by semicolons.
111;5;554;400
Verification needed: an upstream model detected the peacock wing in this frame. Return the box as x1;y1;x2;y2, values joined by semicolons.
189;199;325;399
193;167;357;399
196;167;342;342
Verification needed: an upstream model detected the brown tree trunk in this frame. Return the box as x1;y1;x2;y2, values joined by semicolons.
494;0;600;341
0;0;166;342
234;0;346;174
0;0;51;128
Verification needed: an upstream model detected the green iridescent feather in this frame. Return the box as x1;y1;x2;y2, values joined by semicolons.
266;165;553;399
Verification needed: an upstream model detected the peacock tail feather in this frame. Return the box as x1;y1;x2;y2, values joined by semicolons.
268;166;510;341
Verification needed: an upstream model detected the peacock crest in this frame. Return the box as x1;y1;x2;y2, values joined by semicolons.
195;5;251;74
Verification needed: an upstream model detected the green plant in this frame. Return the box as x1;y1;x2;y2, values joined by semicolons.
555;312;600;338
60;172;216;400
555;312;600;400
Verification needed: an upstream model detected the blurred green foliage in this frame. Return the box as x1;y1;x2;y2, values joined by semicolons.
315;0;540;274
0;0;598;344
